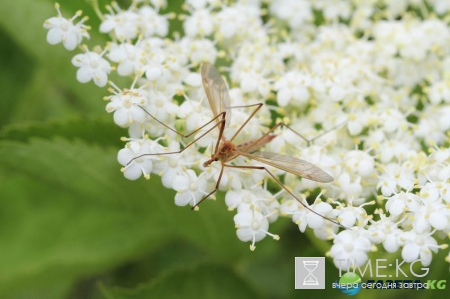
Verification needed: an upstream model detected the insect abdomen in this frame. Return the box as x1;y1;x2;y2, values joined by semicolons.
237;134;276;153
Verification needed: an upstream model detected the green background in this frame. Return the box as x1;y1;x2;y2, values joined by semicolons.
0;0;447;298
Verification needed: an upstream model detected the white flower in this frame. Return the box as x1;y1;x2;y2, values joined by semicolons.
412;183;450;233
313;220;340;240
343;150;374;178
377;163;415;196
264;125;305;155
149;0;167;9
234;210;279;251
224;109;265;142
152;141;198;188
280;199;300;215
183;72;202;87
397;228;442;267
43;4;90;51
183;9;214;37
145;90;179;125
236;71;271;98
226;187;279;221
431;148;450;163
172;170;209;207
177;98;212;134
226;189;257;211
432;182;450;204
118;139;163;180
429;0;450;15
138;6;169;37
338;173;363;200
291;203;309;233
337;200;373;228
373;20;427;62
385;191;421;218
413;202;450;233
137;37;170;82
368;215;403;253
182;37;217;64
215;4;262;40
269;0;312;30
204;162;243;191
314;0;351;20
377;137;420;164
99;3;139;41
71;48;111;87
331;229;372;270
347;113;367;136
231;41;284;78
427;80;450;104
274;71;311;107
379;108;409;134
105;87;148;127
291;193;338;234
415;105;450;145
307;202;335;230
145;62;166;82
107;42;146;76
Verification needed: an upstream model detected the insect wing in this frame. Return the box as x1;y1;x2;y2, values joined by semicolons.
245;151;334;183
201;62;232;127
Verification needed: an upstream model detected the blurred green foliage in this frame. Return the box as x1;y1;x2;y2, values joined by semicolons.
0;0;447;298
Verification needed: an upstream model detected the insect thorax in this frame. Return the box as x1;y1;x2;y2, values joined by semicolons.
218;141;237;160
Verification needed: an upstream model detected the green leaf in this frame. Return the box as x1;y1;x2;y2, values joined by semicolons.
0;115;126;147
0;28;35;127
100;263;262;299
0;137;253;297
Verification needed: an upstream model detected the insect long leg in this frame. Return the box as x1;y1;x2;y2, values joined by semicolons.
213;111;227;155
235;113;348;154
223;164;348;229
191;163;225;210
228;103;263;142
303;120;348;145
191;109;228;209
235;121;286;153
137;105;226;139
127;114;226;165
237;119;345;154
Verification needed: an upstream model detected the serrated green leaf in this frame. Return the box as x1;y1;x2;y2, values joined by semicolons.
100;263;262;299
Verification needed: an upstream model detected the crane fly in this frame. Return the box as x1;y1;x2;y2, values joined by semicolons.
128;62;343;228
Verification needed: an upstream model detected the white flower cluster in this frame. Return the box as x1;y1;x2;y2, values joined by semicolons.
44;0;450;269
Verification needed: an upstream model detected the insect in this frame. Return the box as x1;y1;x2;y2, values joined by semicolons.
128;62;342;227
